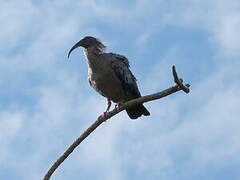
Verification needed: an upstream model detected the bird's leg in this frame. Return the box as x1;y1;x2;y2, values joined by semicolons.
101;99;112;120
105;98;112;113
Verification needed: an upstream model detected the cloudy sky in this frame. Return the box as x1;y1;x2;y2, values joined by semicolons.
1;0;240;179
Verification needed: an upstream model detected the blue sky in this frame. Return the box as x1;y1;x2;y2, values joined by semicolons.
1;0;240;179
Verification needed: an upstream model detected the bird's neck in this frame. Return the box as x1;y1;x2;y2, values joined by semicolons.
83;47;103;71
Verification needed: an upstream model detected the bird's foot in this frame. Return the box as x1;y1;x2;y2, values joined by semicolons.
105;98;112;112
100;111;111;122
100;99;112;122
115;102;123;109
101;111;108;118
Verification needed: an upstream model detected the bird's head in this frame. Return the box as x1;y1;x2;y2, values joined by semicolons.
68;36;106;58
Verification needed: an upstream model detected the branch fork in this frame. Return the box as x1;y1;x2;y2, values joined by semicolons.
172;65;190;93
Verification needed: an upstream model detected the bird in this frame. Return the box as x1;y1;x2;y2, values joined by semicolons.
68;36;150;119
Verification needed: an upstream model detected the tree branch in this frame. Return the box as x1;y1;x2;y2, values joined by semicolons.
43;65;190;180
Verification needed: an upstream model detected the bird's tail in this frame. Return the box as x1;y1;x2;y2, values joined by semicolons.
126;104;150;119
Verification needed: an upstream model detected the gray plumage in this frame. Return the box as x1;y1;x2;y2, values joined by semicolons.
68;36;150;119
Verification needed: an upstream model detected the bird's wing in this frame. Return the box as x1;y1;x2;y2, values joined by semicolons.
110;53;141;98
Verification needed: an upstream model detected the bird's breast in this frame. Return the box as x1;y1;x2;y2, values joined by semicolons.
88;68;125;103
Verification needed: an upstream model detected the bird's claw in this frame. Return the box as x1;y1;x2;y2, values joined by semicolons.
103;111;107;117
115;102;123;109
100;111;109;122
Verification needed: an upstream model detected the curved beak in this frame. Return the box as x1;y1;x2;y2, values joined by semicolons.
67;40;83;58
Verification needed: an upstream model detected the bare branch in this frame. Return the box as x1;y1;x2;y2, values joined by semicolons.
43;66;190;180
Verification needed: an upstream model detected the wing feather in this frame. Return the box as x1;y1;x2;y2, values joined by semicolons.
110;53;141;98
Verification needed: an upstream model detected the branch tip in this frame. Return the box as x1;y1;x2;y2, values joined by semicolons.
172;65;190;94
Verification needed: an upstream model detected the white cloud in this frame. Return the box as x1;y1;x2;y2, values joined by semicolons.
0;1;36;51
130;0;240;55
0;110;25;163
1;0;240;179
213;12;240;55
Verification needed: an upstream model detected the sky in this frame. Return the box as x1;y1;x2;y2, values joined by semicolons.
1;0;240;179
